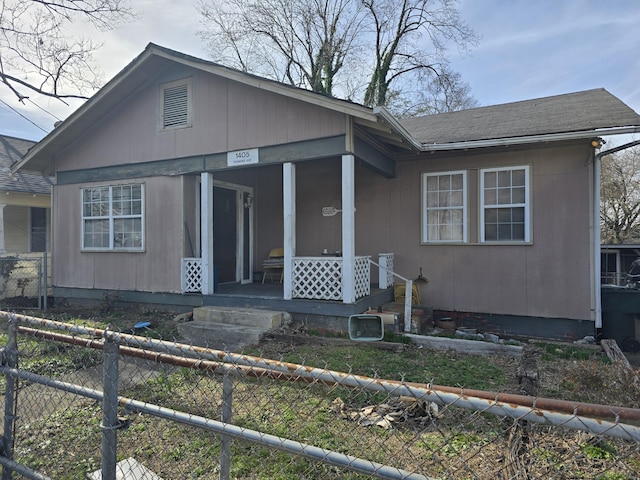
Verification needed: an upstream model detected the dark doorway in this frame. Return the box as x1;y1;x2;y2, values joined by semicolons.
213;186;237;282
30;207;47;252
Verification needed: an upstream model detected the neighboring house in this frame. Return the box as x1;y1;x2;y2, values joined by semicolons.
12;44;640;340
601;244;640;286
0;135;51;254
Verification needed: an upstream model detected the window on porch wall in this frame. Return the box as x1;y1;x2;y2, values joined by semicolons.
480;166;530;242
422;171;467;243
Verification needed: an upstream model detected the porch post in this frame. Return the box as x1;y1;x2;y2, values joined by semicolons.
201;172;215;295
283;162;296;300
342;155;355;303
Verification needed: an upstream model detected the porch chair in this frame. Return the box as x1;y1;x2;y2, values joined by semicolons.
262;247;285;283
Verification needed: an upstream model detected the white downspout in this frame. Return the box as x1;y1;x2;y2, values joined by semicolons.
593;152;602;329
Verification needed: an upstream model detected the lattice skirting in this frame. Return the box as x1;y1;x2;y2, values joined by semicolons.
181;258;202;293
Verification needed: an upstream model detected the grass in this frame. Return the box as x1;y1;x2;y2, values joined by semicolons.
2;308;639;479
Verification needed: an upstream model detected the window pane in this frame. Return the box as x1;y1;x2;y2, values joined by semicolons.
427;211;438;226
512;207;525;222
428;225;439;240
438;175;451;190
512;186;525;204
451;190;463;206
498;187;511;204
484;189;496;205
512;169;526;186
498;170;511;187
484;171;497;188
114;218;143;248
485;208;497;223
485;224;497;241
498;208;512;223
451;174;463;190
84;219;109;248
427;176;438;191
512;224;525;240
439;191;450;207
498;224;512;240
426;192;438;208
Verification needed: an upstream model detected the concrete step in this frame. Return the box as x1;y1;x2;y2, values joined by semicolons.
177;321;269;351
193;306;289;329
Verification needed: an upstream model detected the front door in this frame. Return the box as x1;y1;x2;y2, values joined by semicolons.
213;182;254;284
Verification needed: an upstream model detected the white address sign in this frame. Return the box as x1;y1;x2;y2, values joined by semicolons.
227;148;259;166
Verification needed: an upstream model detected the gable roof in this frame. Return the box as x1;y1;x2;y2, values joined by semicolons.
399;89;640;149
0;135;52;195
11;43;640;174
13;43;381;175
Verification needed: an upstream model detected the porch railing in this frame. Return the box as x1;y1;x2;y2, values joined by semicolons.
291;256;370;301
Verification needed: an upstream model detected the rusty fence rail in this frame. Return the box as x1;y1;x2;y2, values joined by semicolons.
0;311;639;479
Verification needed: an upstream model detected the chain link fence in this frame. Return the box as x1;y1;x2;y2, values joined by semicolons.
0;311;639;479
0;254;49;311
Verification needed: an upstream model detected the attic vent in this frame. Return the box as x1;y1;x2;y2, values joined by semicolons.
160;79;192;130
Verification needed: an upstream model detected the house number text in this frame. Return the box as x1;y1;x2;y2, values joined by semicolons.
227;148;259;166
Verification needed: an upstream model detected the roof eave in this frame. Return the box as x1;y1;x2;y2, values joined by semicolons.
419;126;640;152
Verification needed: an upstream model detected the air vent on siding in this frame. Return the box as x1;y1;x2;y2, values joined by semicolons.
163;83;189;128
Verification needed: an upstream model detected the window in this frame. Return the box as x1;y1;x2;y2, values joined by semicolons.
82;184;144;251
481;166;529;242
159;79;192;130
422;171;467;242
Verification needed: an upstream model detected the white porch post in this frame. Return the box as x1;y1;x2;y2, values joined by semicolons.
201;173;215;294
283;162;296;300
342;155;355;303
0;204;5;254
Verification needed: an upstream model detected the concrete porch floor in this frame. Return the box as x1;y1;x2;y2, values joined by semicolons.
204;281;394;319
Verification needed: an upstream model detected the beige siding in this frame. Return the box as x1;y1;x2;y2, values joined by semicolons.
55;70;346;172
52;176;185;293
4;206;29;253
351;142;593;321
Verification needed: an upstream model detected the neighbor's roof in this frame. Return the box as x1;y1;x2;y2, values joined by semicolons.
0;135;52;195
399;89;640;146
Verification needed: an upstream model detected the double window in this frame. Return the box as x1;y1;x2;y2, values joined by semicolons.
422;166;530;244
82;184;144;251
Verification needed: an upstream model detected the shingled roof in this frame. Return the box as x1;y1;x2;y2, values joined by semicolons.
399;89;640;145
0;135;52;195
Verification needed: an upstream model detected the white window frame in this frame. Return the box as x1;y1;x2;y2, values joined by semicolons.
480;165;530;243
81;184;145;251
422;170;467;243
158;78;192;131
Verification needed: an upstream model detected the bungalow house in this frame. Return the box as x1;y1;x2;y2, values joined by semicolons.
11;43;640;340
0;135;51;254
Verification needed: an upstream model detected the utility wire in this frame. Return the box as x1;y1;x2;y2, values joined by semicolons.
25;98;63;122
0;98;49;134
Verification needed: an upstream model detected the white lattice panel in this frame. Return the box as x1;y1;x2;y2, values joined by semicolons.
354;257;371;299
378;253;395;289
292;257;343;300
181;258;202;293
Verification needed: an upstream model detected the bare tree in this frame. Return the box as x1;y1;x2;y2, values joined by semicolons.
198;0;365;97
361;0;477;109
198;0;478;112
601;146;640;244
0;0;135;103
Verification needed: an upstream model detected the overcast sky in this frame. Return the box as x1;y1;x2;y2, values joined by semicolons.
2;0;640;142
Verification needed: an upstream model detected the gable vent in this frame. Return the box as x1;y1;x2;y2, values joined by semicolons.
163;83;189;128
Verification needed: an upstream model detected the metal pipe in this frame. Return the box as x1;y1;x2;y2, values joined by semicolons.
12;316;640;424
220;374;232;480
9;326;640;441
0;456;53;480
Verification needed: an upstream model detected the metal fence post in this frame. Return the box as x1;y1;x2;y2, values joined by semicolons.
220;373;233;480
101;332;119;480
42;253;47;312
1;315;18;480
